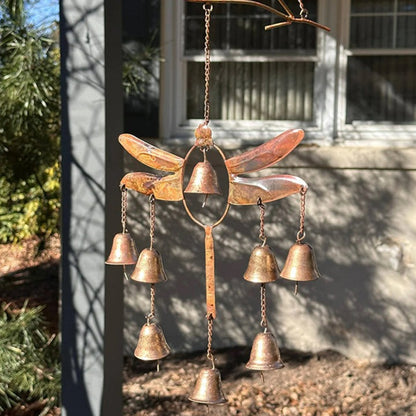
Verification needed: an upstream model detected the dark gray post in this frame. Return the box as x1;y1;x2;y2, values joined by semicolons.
60;0;123;414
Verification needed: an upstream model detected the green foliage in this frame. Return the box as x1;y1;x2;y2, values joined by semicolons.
0;162;60;243
0;0;60;243
122;33;160;98
0;301;60;414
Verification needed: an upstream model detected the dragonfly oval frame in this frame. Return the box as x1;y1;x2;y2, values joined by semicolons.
182;145;231;229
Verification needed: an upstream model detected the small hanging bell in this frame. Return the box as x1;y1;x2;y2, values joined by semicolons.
130;248;168;283
244;245;279;283
184;160;221;195
280;242;320;282
134;322;171;361
105;232;138;265
189;367;227;405
246;331;284;371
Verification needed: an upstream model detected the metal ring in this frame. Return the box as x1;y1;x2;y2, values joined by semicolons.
296;230;306;242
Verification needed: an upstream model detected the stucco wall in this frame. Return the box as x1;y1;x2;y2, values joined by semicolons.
123;144;416;364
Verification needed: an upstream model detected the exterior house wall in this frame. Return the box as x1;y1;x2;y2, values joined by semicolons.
120;1;416;365
124;145;416;364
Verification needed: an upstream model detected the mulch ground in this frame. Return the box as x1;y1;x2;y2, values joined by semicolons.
1;237;416;416
123;348;416;416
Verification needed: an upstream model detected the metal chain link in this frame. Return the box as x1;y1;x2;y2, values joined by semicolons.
298;0;308;18
146;283;156;324
260;283;268;329
149;194;155;249
121;185;127;233
203;3;213;125
257;198;267;246
296;187;307;242
206;317;215;367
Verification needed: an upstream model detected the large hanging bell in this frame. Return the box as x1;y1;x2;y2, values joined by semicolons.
246;331;284;371
280;242;320;282
134;322;171;361
130;248;168;283
105;232;138;265
189;367;227;405
184;160;221;195
243;245;279;283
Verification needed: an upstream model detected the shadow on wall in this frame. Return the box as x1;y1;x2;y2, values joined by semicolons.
123;143;416;364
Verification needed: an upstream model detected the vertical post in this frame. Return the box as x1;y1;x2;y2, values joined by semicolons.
60;0;123;414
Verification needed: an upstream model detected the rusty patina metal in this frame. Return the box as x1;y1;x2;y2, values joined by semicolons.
246;331;284;371
130;248;168;284
243;245;279;283
134;322;171;361
117;128;308;319
119;129;306;205
280;242;320;282
189;367;227;405
105;232;138;265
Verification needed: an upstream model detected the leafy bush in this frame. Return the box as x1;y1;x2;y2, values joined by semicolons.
0;2;60;243
0;301;60;415
0;162;60;243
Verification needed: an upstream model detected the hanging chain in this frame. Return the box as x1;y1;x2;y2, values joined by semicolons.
146;284;156;324
298;0;308;18
149;194;155;249
260;283;268;330
203;3;213;125
121;185;127;233
206;317;215;368
257;198;267;246
296;187;307;243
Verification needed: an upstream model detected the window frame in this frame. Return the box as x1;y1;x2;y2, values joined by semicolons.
336;0;416;144
160;0;416;146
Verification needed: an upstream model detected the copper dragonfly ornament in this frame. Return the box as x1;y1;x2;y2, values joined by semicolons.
118;125;308;319
106;1;324;404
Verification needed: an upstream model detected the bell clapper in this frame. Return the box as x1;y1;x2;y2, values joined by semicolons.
294;281;299;296
260;371;265;384
156;360;160;373
202;193;209;208
123;265;129;281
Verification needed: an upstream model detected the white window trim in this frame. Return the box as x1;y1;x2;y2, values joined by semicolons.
336;0;416;145
160;0;416;147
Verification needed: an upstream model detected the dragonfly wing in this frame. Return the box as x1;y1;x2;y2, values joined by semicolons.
121;172;159;195
152;171;183;201
121;171;183;201
119;134;184;172
225;129;304;175
228;174;308;205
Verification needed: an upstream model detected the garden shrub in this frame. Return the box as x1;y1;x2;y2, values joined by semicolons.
0;301;60;415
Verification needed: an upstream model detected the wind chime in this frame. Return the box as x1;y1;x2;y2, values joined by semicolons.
106;0;329;407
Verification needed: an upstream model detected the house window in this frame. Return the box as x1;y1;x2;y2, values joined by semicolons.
185;1;317;122
346;0;416;123
160;0;416;144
